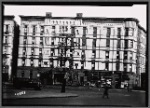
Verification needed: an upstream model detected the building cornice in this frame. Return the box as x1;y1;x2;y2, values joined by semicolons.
19;15;139;23
4;15;15;20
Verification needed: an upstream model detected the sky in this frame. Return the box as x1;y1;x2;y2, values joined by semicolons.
4;5;147;30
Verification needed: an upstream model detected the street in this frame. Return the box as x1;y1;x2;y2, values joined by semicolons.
2;85;146;107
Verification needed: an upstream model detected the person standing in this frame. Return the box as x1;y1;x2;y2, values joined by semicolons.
102;83;110;99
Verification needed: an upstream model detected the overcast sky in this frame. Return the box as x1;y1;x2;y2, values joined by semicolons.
4;5;147;30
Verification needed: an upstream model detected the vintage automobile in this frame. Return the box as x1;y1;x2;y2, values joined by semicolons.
13;78;42;90
13;73;42;90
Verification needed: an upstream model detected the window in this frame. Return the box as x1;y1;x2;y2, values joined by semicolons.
75;63;78;69
44;62;48;65
124;63;127;72
117;28;121;38
5;36;8;43
106;51;109;59
40;41;43;45
23;52;26;56
106;63;109;70
32;37;35;44
117;40;121;48
92;50;96;54
5;25;9;34
83;27;86;35
130;40;133;48
125;28;133;36
116;62;120;71
106;28;111;38
32;25;36;35
124;51;128;59
31;48;34;55
40;37;43;41
52;26;55;29
130;52;133;60
32;37;35;40
124;40;128;49
129;65;132;72
40;26;44;35
24;25;27;35
93;39;96;47
71;27;75;34
22;59;25;66
24;36;27;39
23;40;26;45
116;51;120;59
39;48;42;53
93;27;97;37
31;59;33;66
106;39;110;47
82;38;86;47
23;47;26;52
39;62;41;67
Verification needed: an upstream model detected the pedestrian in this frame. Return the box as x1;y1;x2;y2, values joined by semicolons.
102;83;110;99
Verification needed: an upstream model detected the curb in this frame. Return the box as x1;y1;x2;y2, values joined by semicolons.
3;94;78;100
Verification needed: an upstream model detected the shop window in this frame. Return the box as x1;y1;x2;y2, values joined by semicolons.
21;71;24;78
30;70;33;79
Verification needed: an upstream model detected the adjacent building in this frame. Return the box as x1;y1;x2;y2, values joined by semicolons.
16;12;146;88
3;15;18;82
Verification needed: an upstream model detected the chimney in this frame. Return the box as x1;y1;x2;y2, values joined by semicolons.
46;12;52;18
76;13;83;18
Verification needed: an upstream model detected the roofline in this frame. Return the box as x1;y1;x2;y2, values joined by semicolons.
19;15;139;23
138;24;146;33
4;15;15;19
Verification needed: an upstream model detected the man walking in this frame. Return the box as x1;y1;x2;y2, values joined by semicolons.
102;83;110;99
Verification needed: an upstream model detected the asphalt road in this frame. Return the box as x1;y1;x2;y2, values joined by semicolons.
3;87;146;107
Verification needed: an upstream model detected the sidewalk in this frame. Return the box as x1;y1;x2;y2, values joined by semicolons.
3;89;78;99
2;83;145;100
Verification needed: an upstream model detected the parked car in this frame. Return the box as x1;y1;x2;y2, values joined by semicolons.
13;78;42;90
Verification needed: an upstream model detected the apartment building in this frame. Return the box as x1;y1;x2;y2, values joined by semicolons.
3;15;18;82
17;12;146;87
